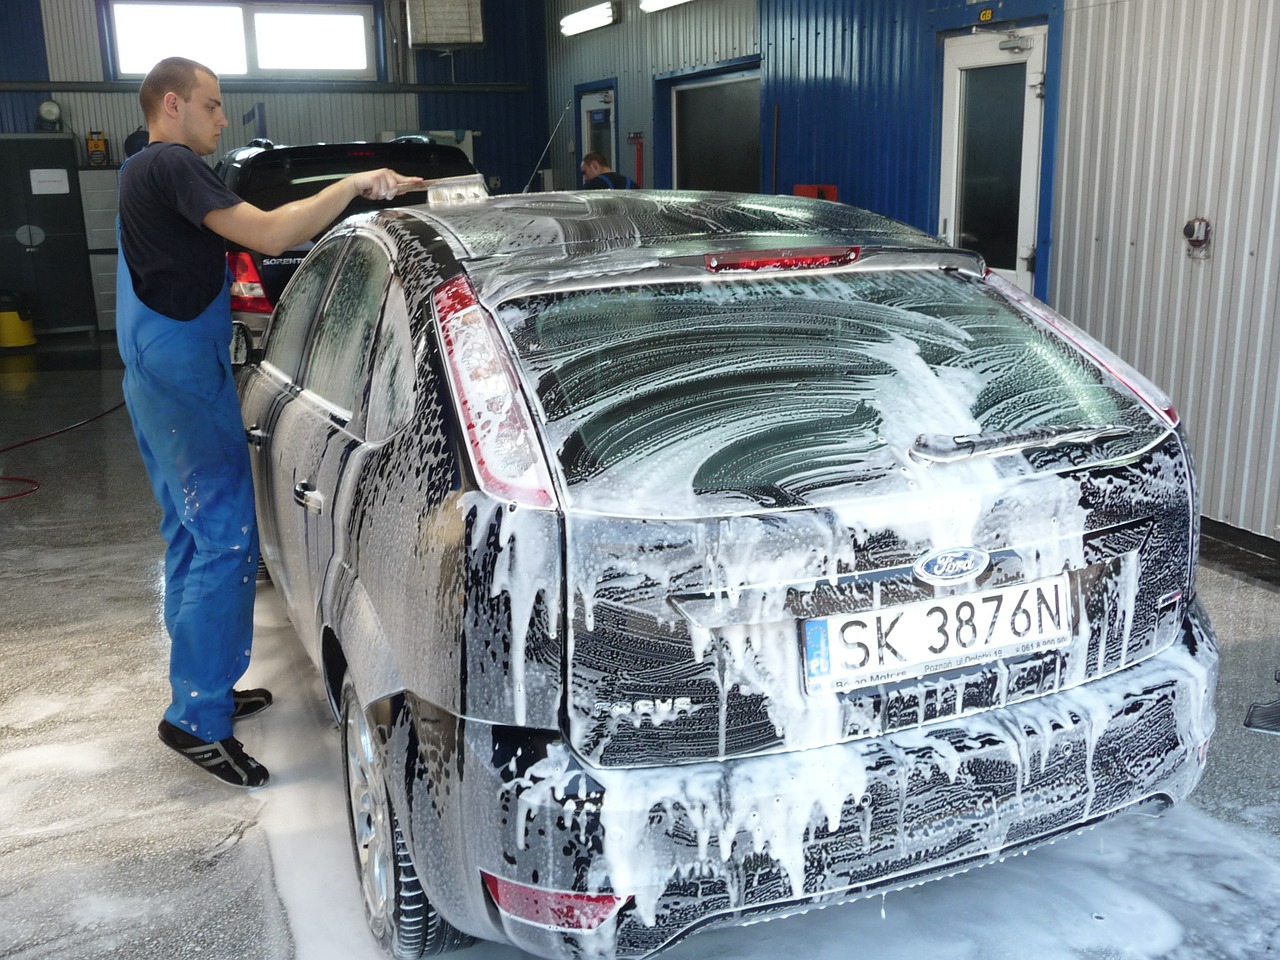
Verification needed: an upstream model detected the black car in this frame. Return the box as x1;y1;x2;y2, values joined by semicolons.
215;138;476;338
236;183;1217;960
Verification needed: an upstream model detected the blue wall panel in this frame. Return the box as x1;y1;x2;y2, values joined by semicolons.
414;0;548;194
761;0;937;227
0;0;50;134
761;0;1059;240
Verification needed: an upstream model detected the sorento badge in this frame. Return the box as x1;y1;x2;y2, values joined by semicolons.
913;546;990;585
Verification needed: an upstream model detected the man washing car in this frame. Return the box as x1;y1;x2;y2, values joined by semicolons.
116;56;422;788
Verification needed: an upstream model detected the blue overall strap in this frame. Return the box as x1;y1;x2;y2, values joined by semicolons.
116;244;257;742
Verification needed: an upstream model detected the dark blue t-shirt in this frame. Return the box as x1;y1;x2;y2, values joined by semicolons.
118;142;243;321
584;171;636;190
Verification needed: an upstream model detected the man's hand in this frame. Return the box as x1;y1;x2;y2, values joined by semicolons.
348;168;425;201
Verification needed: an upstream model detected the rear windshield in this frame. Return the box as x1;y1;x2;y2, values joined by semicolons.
237;149;475;211
497;270;1159;516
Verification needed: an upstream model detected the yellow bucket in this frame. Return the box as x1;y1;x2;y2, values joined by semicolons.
0;292;35;348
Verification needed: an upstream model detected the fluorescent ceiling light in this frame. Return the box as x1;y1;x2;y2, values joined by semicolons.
560;1;617;36
639;0;695;11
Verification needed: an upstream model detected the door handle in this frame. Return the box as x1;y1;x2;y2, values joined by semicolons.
293;480;324;514
246;425;267;447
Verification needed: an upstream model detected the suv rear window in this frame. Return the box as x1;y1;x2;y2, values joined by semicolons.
497;270;1160;515
232;145;476;211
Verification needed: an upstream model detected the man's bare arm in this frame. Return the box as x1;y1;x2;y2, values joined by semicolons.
203;167;423;256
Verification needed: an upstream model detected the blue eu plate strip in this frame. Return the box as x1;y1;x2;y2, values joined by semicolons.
804;620;831;683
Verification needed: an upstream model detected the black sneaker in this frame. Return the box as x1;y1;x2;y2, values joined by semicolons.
232;688;273;721
158;720;270;788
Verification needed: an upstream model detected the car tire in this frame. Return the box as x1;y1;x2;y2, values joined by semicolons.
340;675;474;957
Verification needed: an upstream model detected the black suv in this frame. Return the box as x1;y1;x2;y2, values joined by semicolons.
214;138;477;338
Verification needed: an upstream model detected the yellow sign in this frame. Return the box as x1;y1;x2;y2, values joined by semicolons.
979;9;994;22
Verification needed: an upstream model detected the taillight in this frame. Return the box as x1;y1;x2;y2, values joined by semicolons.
987;273;1180;428
433;275;555;508
705;246;860;272
481;872;629;931
227;251;272;314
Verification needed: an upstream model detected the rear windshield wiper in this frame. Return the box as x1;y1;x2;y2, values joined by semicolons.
909;424;1134;464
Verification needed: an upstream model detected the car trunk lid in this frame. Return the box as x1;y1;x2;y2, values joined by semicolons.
558;431;1192;766
490;264;1194;765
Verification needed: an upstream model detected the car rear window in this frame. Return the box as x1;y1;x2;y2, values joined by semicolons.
497;270;1162;515
236;148;475;211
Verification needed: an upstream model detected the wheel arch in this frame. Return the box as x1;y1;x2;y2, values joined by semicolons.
322;575;410;720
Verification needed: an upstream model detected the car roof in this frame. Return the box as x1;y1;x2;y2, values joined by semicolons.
389;190;985;304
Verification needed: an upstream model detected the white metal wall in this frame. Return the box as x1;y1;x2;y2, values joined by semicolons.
40;0;422;166
1051;0;1280;540
543;0;757;189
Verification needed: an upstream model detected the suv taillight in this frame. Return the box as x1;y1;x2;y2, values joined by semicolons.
228;251;272;313
432;275;555;508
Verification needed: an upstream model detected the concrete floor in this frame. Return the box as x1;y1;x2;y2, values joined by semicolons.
2;334;1280;959
1;342;288;958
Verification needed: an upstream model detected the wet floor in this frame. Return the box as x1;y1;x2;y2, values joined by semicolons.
2;341;1280;959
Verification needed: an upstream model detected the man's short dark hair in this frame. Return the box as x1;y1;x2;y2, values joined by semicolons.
582;151;610;169
139;57;216;123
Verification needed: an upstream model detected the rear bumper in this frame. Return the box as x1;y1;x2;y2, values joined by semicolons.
409;599;1216;960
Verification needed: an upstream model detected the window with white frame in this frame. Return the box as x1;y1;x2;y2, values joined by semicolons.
107;2;378;80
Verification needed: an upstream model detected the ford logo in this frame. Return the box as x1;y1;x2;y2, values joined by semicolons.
913;546;990;586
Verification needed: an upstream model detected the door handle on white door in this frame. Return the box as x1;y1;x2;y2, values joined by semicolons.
293;480;323;514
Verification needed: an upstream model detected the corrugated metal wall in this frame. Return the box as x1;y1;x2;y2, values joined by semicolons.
1051;0;1280;539
0;0;49;133
760;0;1059;236
543;0;757;190
21;0;544;186
761;0;934;223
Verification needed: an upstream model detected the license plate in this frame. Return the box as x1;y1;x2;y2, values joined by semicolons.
801;574;1072;694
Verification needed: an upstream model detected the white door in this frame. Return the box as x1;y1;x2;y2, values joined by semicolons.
579;89;616;175
939;26;1047;291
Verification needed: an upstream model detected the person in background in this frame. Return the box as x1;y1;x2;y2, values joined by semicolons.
580;150;636;189
116;56;422;788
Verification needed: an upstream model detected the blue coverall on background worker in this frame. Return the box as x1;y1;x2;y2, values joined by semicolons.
116;56;422;788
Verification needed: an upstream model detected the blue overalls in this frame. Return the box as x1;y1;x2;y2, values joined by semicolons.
116;243;258;743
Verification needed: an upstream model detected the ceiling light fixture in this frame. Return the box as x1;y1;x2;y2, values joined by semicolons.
639;0;695;11
560;1;618;36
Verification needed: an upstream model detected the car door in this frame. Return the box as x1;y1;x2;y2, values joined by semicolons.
284;233;392;655
243;234;349;625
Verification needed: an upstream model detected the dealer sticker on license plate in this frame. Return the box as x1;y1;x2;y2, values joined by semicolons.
801;574;1072;694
